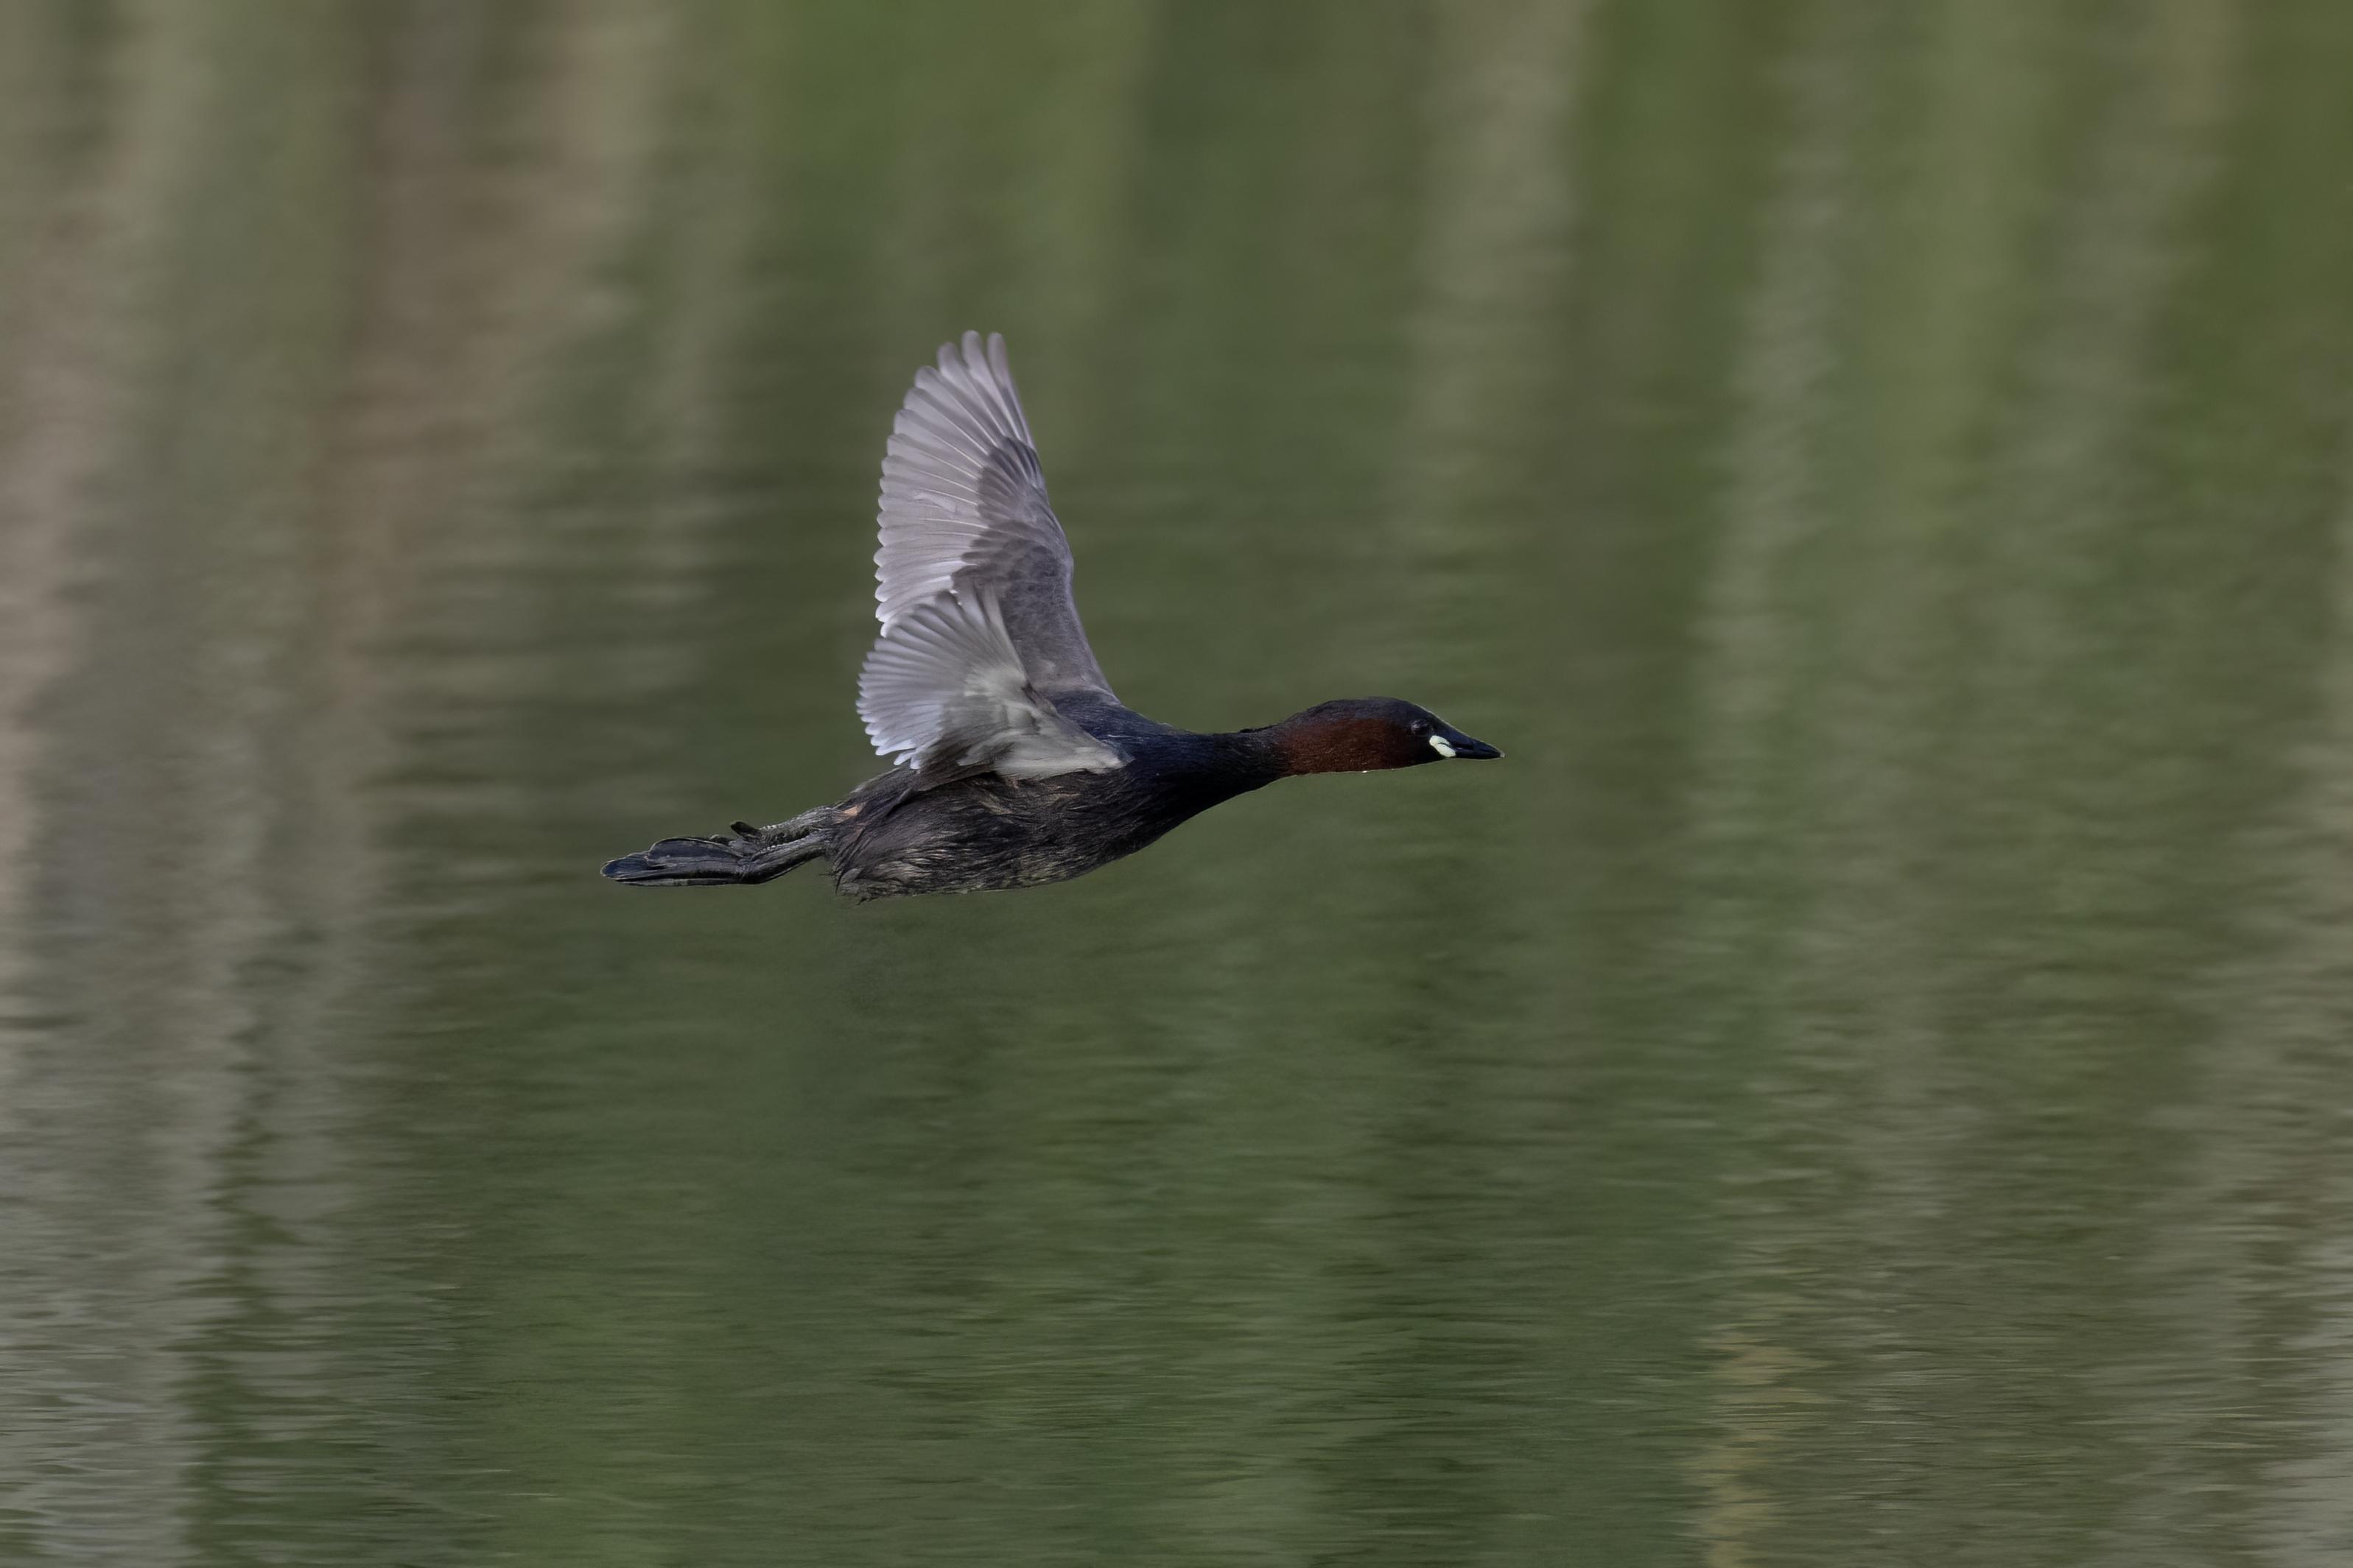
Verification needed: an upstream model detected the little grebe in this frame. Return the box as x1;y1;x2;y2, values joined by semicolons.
603;333;1501;899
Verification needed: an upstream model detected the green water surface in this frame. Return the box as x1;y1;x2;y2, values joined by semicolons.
3;2;2352;1564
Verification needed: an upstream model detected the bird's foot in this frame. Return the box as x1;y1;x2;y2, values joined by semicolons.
729;807;833;846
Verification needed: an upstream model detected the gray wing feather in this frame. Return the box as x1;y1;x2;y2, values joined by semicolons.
858;588;1123;778
874;331;1114;696
860;332;1122;779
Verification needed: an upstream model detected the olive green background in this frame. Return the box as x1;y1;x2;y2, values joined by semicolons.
4;1;2352;1564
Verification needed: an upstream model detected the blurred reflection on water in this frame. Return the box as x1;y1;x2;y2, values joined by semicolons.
3;2;2351;1563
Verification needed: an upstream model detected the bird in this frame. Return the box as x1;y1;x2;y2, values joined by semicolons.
601;332;1501;900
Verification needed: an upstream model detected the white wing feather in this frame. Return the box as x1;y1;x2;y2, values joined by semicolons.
857;588;1122;778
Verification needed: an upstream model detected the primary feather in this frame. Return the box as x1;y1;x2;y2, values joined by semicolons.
858;332;1123;782
873;331;1115;696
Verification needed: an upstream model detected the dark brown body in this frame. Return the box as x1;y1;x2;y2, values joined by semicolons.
824;706;1281;898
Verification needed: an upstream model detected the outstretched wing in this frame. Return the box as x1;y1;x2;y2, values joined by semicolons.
873;331;1114;697
857;587;1121;778
857;331;1122;779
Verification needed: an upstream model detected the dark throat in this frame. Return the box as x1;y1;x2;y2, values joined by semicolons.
1156;727;1290;803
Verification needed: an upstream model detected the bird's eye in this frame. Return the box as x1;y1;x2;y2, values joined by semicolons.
1411;720;1430;736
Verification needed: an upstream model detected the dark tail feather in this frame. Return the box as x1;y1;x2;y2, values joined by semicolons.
601;832;827;887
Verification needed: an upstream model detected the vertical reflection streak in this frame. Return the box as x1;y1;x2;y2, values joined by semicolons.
0;2;369;1561
1675;2;1871;1558
2184;456;2353;1567
1957;2;2238;1557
